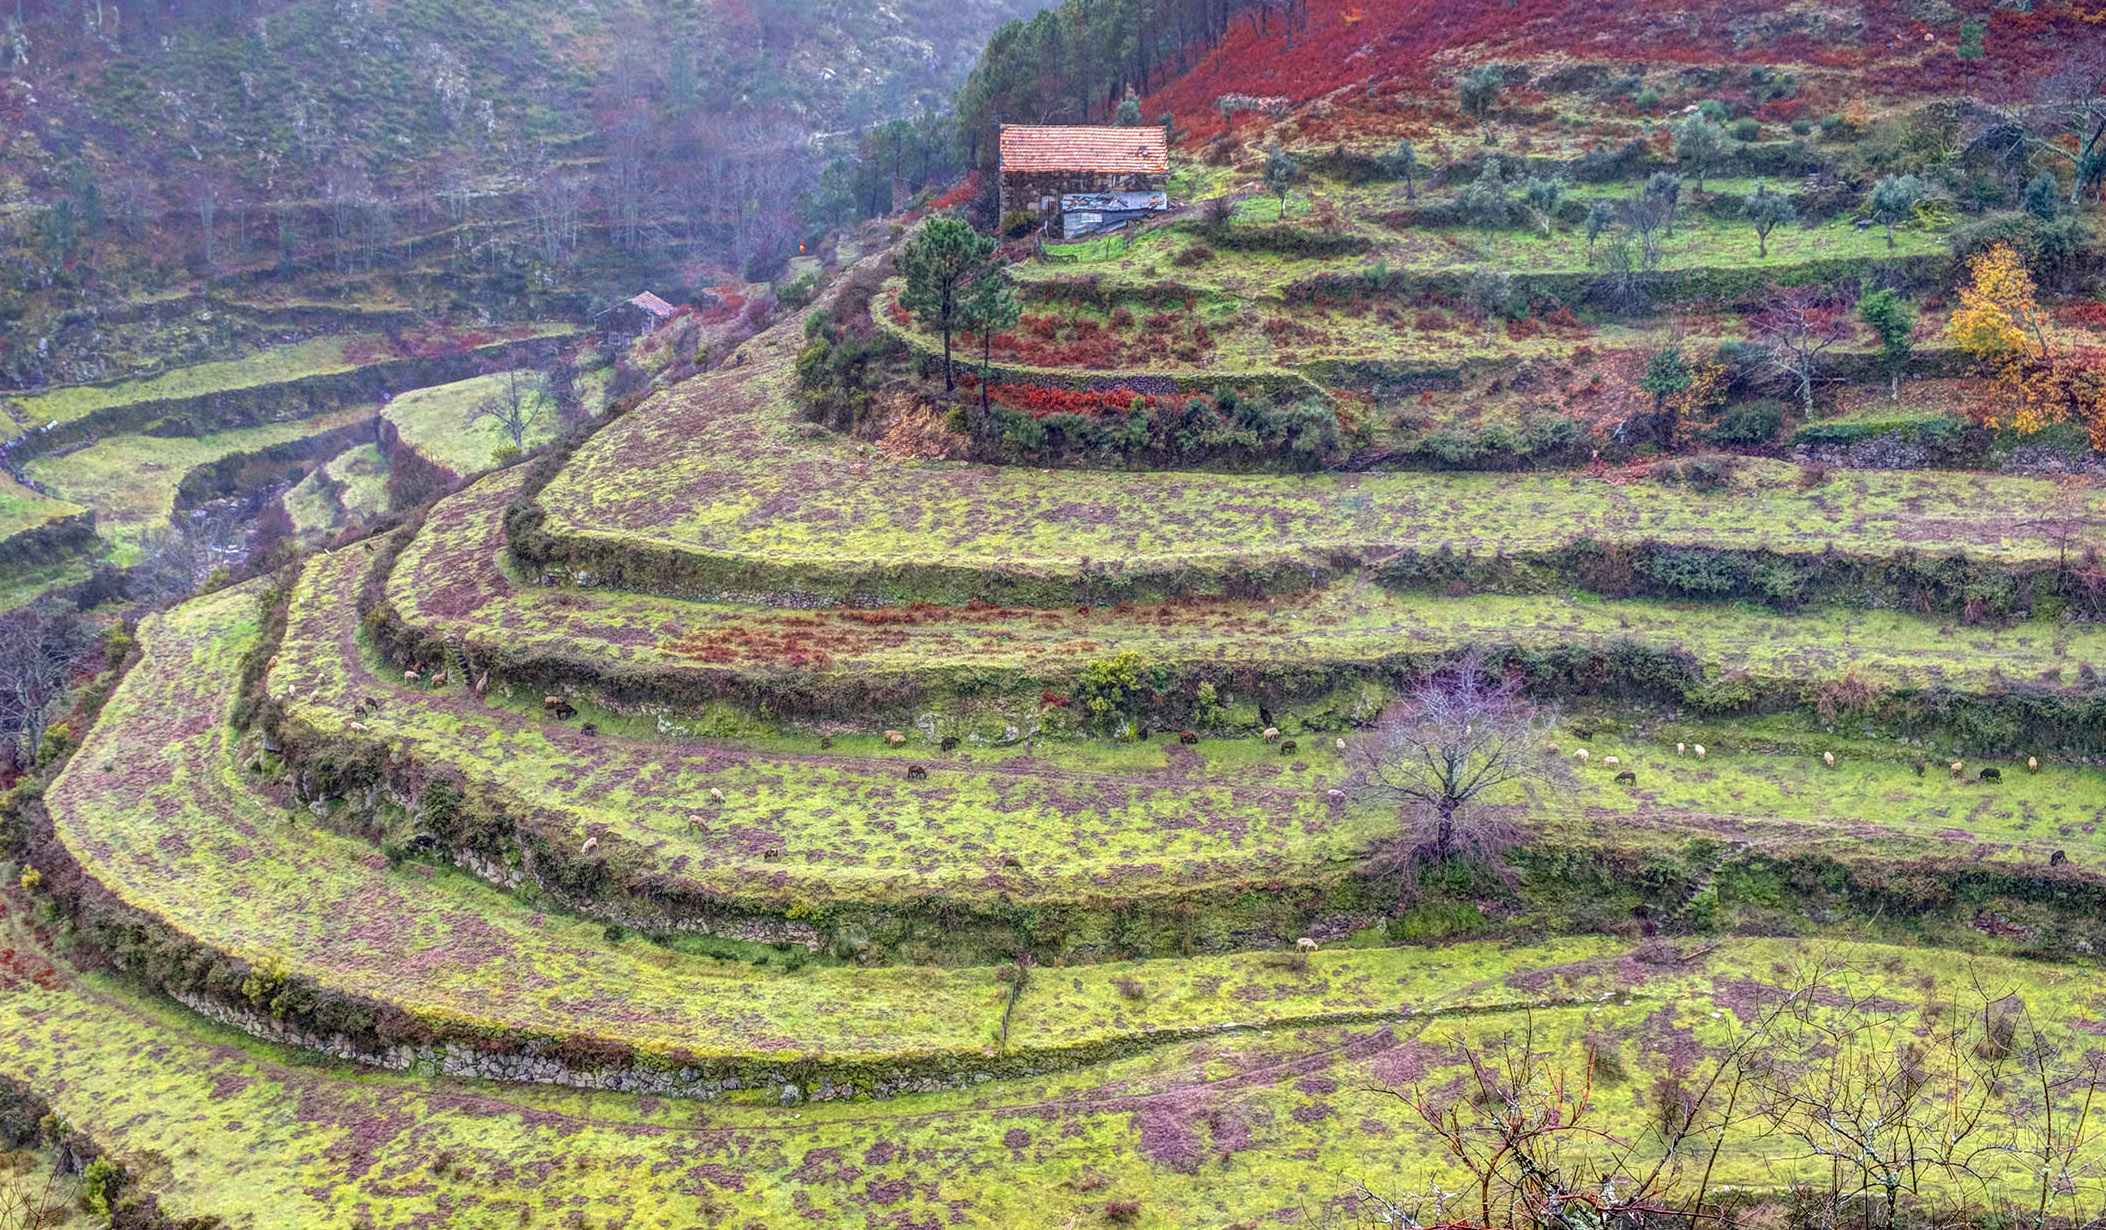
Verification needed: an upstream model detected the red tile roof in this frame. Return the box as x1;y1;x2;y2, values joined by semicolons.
628;292;678;318
999;125;1168;175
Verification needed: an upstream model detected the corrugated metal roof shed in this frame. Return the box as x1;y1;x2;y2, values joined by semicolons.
999;125;1169;175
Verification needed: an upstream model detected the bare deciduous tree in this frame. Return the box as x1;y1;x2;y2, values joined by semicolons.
468;369;550;455
1756;286;1859;415
0;609;80;765
1344;647;1561;864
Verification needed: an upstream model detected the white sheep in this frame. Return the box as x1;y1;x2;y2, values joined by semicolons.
1546;742;1558;753
686;814;707;829
1677;742;1686;755
2028;756;2040;773
1335;738;1347;752
348;721;368;733
1263;727;1281;743
1574;749;1590;763
1823;751;1835;768
884;730;907;746
1950;761;1965;777
581;837;599;853
1296;937;1319;952
1694;744;1706;760
1603;756;1620;768
404;670;420;683
709;787;724;803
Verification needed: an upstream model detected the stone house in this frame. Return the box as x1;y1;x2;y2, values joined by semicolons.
998;125;1170;228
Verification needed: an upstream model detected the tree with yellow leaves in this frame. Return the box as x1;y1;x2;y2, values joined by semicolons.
1947;245;2106;447
1944;243;2051;365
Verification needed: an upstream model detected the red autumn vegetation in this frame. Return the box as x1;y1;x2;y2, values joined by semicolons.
1139;0;2083;144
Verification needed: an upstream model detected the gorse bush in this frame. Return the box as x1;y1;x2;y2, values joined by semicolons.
974;388;1340;470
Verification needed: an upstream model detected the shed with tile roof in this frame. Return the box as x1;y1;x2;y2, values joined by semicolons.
999;125;1169;228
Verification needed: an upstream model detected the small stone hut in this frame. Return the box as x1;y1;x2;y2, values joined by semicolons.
594;292;678;347
998;125;1169;225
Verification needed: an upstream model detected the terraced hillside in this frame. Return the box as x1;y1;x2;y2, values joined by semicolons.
7;0;2106;1223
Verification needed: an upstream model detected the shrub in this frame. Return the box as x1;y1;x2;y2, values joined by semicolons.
1731;118;1761;143
1709;399;1786;445
1000;209;1040;239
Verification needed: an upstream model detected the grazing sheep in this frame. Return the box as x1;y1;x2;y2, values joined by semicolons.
1335;738;1347;752
1264;728;1281;743
348;721;369;734
940;736;960;752
404;670;420;684
686;814;708;830
1296;937;1319;952
1574;748;1590;763
884;730;907;746
1179;731;1198;746
1279;740;1298;755
552;701;577;720
709;787;724;803
1615;770;1637;785
1546;742;1558;753
2028;756;2040;773
1980;767;2002;783
580;723;597;737
2052;850;2069;866
1603;756;1620;768
1951;762;1965;777
1326;788;1345;800
1694;745;1706;760
432;672;448;687
1823;751;1835;768
543;696;564;709
581;837;599;853
1677;742;1686;755
906;764;928;780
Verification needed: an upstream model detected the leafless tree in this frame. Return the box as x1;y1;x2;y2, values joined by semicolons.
2016;48;2106;206
1755;286;1859;415
1344;647;1561;865
468;370;550;454
0;609;79;765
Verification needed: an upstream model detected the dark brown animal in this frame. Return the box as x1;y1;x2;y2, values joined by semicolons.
905;764;927;780
939;736;960;752
1980;767;2002;783
2052;850;2069;866
1615;770;1637;785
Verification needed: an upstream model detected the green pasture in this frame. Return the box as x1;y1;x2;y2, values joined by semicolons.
25;407;373;563
382;371;564;476
536;311;2105;592
402;472;2103;704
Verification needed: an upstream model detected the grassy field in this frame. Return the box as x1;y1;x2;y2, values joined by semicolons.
5;888;2100;1228
382;371;565;476
403;470;2106;703
41;585;2106;1227
288;537;2106;927
284;443;390;539
535;301;2106;599
3;326;575;428
24;407;374;563
0;473;86;542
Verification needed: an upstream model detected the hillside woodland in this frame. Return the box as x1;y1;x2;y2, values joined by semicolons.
0;0;2103;1227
